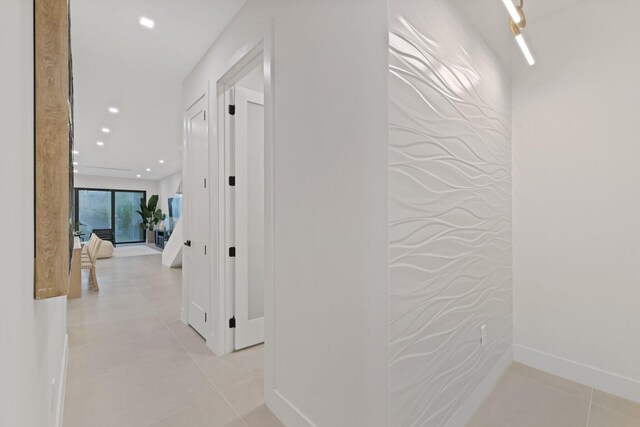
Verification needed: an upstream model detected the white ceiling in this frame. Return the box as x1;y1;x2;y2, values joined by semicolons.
523;0;586;21
70;0;246;181
450;0;587;73
70;0;583;183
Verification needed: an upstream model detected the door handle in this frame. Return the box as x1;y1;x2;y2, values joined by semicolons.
184;240;191;247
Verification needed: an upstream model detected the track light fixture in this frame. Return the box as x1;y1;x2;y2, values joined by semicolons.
503;0;535;66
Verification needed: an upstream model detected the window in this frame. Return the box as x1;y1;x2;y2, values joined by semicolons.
115;191;144;243
77;190;111;239
75;188;146;244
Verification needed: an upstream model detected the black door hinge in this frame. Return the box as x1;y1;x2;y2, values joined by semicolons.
204;111;206;120
204;178;207;188
205;313;207;322
229;317;236;328
228;176;235;186
204;245;207;255
228;105;235;115
229;247;236;257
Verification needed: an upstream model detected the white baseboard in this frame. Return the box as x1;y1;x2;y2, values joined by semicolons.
445;346;513;427
55;334;69;427
265;388;316;427
514;344;640;403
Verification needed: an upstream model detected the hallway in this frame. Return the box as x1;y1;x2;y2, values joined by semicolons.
64;253;282;427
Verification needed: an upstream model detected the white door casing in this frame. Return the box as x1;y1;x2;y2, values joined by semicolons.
185;96;210;339
233;87;265;350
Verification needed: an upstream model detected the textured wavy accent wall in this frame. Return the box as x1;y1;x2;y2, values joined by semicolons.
388;1;512;425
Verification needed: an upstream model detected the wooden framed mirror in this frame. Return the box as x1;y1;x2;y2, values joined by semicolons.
34;0;74;299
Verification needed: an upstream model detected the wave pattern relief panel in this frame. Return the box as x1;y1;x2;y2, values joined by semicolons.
388;1;512;426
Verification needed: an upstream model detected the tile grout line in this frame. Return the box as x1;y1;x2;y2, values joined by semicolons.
509;370;593;402
160;310;250;427
178;340;251;427
512;370;640;426
70;256;254;427
147;263;250;417
587;399;640;423
116;257;228;427
585;387;594;427
187;353;251;427
67;256;187;426
142;394;214;427
132;262;218;427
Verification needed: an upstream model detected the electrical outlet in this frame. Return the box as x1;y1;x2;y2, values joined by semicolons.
480;325;487;348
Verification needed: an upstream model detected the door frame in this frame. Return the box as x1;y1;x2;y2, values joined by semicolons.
215;40;274;357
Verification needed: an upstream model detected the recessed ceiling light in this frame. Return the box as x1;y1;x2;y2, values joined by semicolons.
73;161;78;166
136;174;141;178
101;127;110;133
139;17;155;29
73;169;79;173
96;141;105;146
158;160;165;164
108;107;119;114
146;168;151;172
72;150;79;155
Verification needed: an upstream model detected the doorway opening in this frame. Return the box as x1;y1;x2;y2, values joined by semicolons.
227;61;266;351
62;2;281;426
218;46;269;354
179;40;278;425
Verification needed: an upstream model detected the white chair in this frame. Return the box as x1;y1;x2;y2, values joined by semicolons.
82;233;114;259
81;233;98;257
81;233;102;291
96;240;114;259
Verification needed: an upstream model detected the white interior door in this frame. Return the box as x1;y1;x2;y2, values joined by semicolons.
234;87;265;350
186;97;210;339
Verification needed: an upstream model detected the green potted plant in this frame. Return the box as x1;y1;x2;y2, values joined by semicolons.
137;195;166;243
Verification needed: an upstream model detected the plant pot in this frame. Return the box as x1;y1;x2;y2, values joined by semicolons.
147;230;155;244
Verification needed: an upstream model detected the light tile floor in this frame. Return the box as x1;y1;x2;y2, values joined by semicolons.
468;362;640;427
64;253;283;427
65;252;639;427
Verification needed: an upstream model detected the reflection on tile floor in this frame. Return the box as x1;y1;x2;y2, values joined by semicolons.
468;362;640;427
64;253;283;427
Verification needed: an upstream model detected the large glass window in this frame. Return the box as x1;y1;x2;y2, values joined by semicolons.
75;188;146;244
77;190;111;240
115;191;145;243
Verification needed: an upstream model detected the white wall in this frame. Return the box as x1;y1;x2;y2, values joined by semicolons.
0;1;68;426
183;0;389;425
512;0;640;402
388;0;513;425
